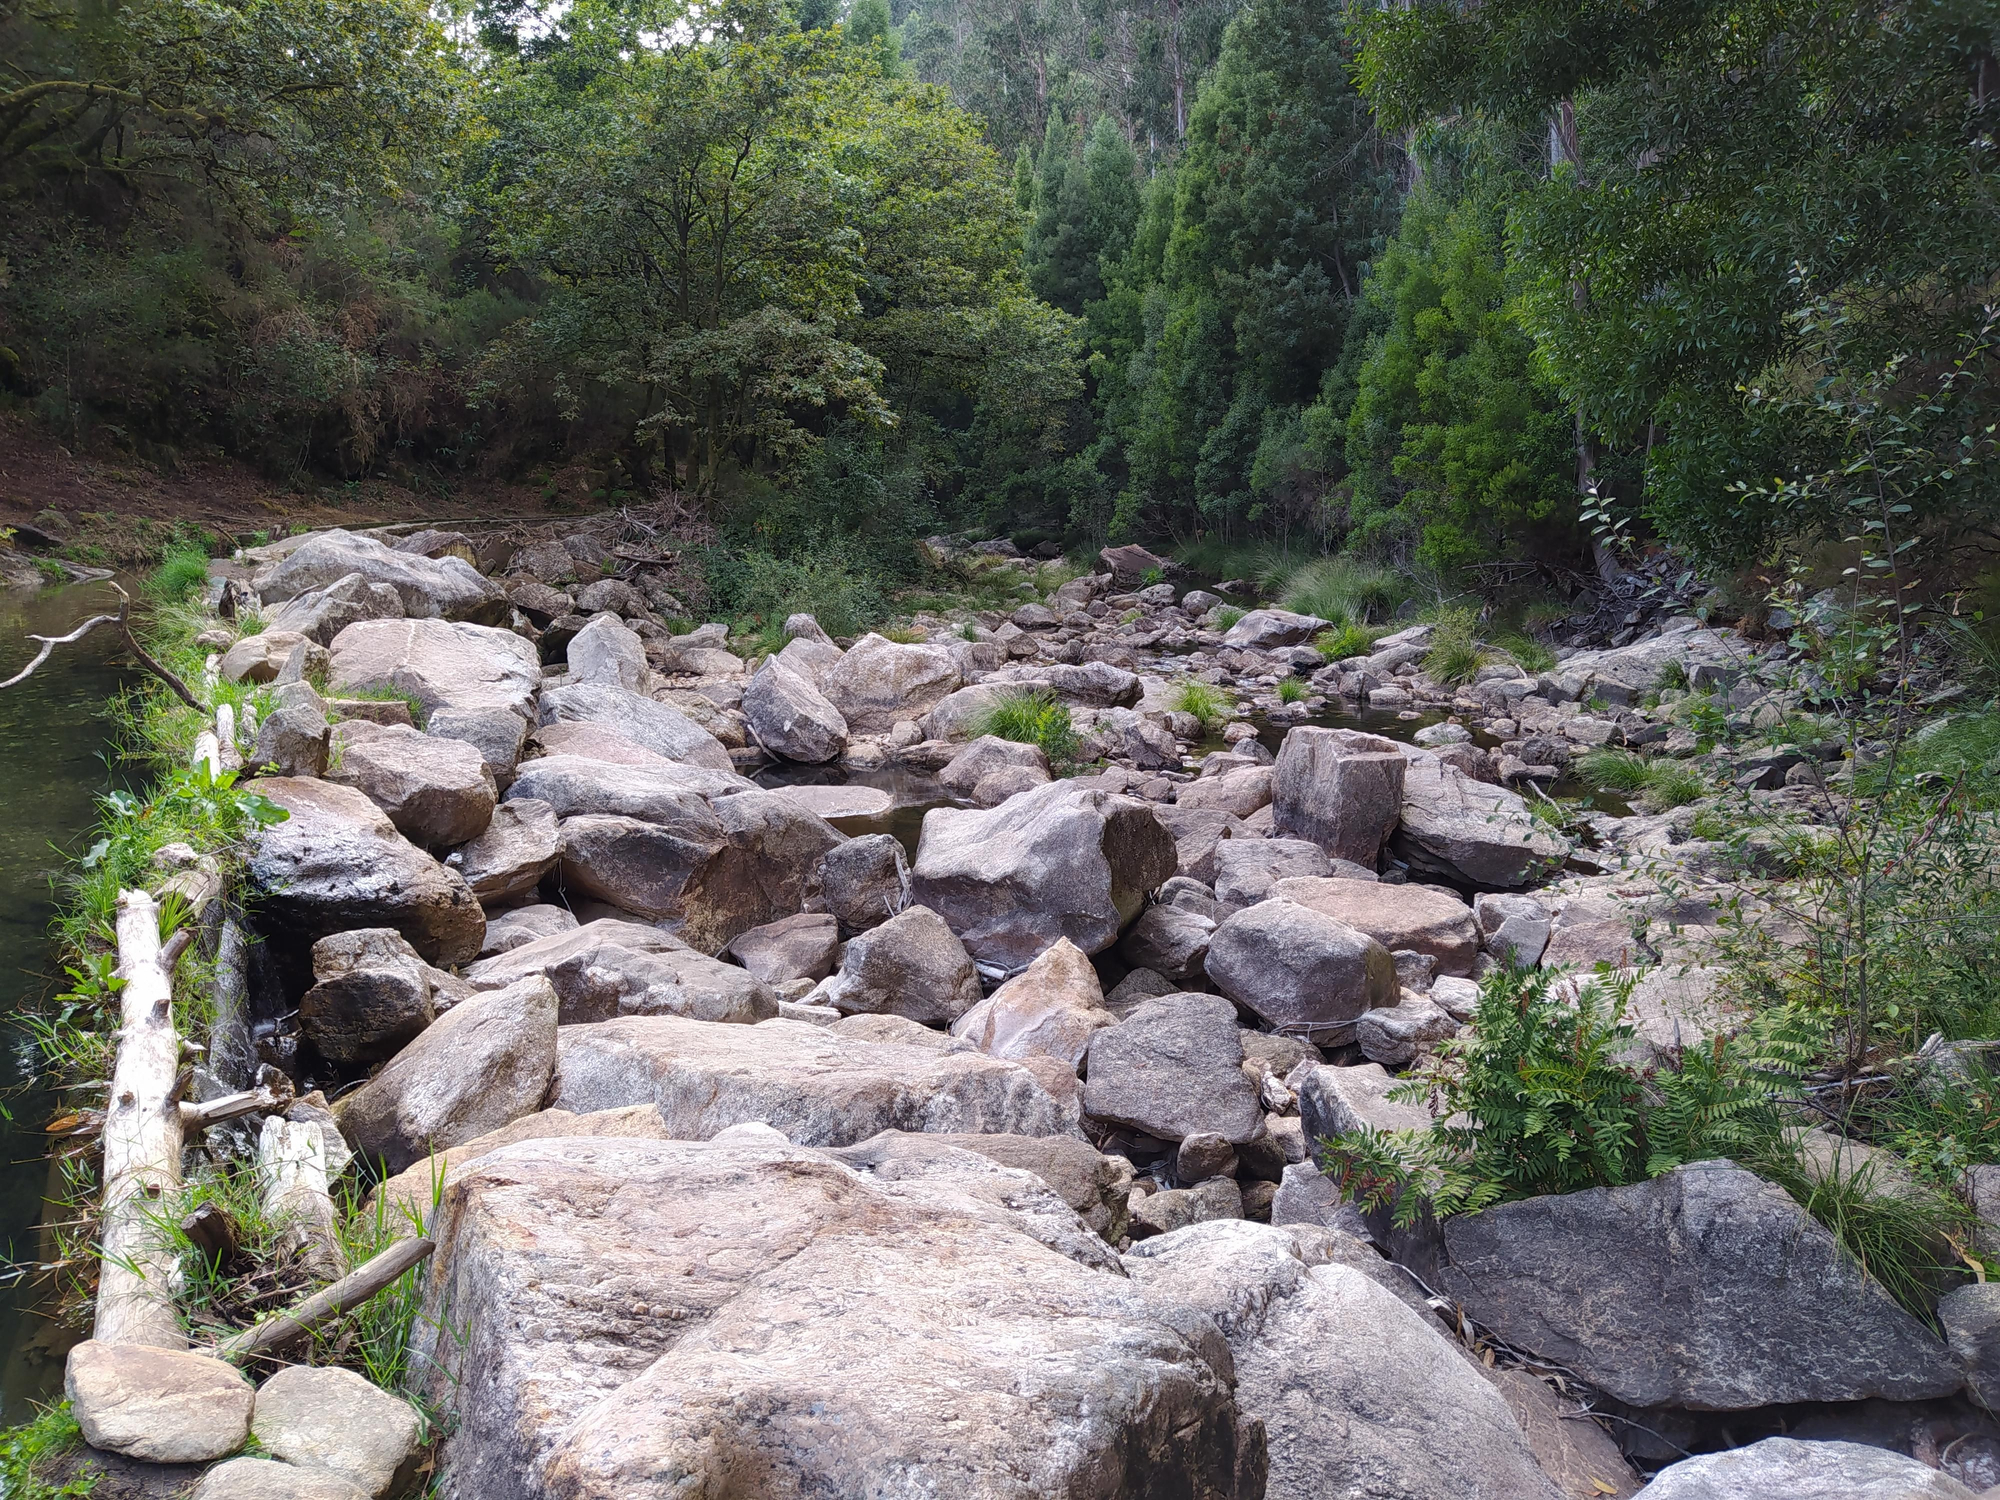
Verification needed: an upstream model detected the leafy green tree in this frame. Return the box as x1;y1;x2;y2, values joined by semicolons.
1023;114;1139;313
1350;0;2000;567
844;0;904;76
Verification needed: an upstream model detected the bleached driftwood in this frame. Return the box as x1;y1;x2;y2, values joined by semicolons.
215;1237;435;1360
258;1116;345;1283
181;1078;293;1131
94;889;186;1349
0;583;203;710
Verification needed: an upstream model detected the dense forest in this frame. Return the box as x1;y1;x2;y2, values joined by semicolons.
1;0;1995;603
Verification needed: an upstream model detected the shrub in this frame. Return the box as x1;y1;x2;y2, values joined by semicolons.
970;688;1079;765
0;1401;87;1499
1170;679;1231;731
1279;555;1410;624
146;541;212;602
1422;614;1488;686
1277;677;1307;704
1314;622;1380;660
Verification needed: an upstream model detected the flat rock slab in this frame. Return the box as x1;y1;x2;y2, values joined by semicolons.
410;1134;1255;1499
1436;1160;1961;1409
252;1364;422;1497
769;782;894;819
190;1457;370;1500
1394;753;1565;890
66;1341;254;1464
1635;1436;1979;1499
538;682;734;772
553;1015;1075;1144
1269;875;1478;976
371;1103;672;1223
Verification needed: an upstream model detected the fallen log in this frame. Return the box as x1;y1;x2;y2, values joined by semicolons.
258;1116;345;1282
215;1237;435;1361
94;889;186;1349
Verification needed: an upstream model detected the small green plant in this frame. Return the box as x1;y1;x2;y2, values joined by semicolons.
1575;748;1651;794
958;619;981;641
1686;693;1731;749
145;540;212;602
1657;659;1690;691
34;557;67;585
1140;566;1164;587
1313;622;1379;660
1422;613;1489;686
1212;605;1245;631
1641;760;1711;809
1170;679;1231;731
1279;555;1409;624
1276;677;1307;704
1494;633;1556;675
970;688;1079;765
1576;748;1712;810
0;1401;91;1499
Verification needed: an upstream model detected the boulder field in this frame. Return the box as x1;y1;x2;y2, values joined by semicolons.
68;526;1997;1500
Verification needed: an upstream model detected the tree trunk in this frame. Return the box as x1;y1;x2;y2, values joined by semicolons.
94;889;186;1349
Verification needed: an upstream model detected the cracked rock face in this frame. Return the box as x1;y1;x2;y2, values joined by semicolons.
412;1134;1262;1500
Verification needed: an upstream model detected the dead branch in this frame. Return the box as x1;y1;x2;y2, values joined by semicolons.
0;583;204;711
213;1236;435;1361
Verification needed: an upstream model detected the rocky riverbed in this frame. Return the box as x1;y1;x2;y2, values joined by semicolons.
45;523;2000;1499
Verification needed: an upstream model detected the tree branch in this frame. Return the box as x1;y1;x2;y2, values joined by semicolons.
0;584;205;711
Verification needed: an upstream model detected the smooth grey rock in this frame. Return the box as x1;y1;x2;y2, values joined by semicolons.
220;629;314;684
556;811;722;923
912;779;1177;967
464;919;776;1025
1437;1161;1962;1409
1175;767;1272;819
1395;753;1565;889
327;724;497;850
1295;1061;1432;1142
1271;727;1406;866
776;635;845;684
1206;899;1397;1044
250;701;330;779
1177;1132;1238;1183
726;912;840;985
1130;1177;1244;1237
679;788;845;953
553;1015;1074;1143
1221;609;1325;649
1271;876;1478;976
191;1457;369;1500
1556;625;1743;695
258;528;506;623
884;1129;1135;1240
821;632;963;735
264;570;407;645
810;833;911;934
252;1363;422;1497
743;657;847;763
1355;995;1458;1066
410;1134;1254;1498
335;975;559;1173
1942;1281;2000;1411
246;778;484;965
950;937;1116;1070
1117;903;1214;986
65;1341;254;1464
456;798;560;902
1635;1437;1978;1499
566;613;647;691
1083;993;1263;1144
1152;805;1242;885
939;735;1050;803
1210;838;1333;909
479;903;577;956
819;904;983;1024
1270;1161;1373;1240
538;682;733;771
1125;1221;1561;1500
300;928;434;1065
503;753;749;822
1041;660;1144;706
1475;892;1553;965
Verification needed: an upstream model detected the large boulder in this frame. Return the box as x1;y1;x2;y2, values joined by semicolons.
251;1364;424;1499
938;735;1051;805
371;1104;674;1223
1271;727;1406;867
1210;838;1336;909
454;798;560;902
874;1129;1134;1241
299;928;434;1065
565;613;647;691
1221;609;1325;649
1268;875;1478;975
327;618;541;785
556;812;724;923
1205;899;1398;1044
502;753;748;821
1126;1221;1562;1500
257;529;507;624
1436;1160;1961;1409
726;912;840;985
912;779;1177;967
263;570;406;646
334;975;559;1173
1174;767;1272;819
1083;994;1263;1144
816;905;983;1025
538;682;733;772
464;919;776;1025
65;1342;254;1464
951;937;1117;1070
326;724;496;851
922;680;1047;741
676;788;845;953
246;778;483;965
1116;903;1214;987
1396;753;1566;889
409;1134;1257;1498
1295;1060;1433;1142
820;632;962;735
810;833;911;934
1556;622;1743;695
1636;1438;1979;1499
743;657;848;764
553;1016;1076;1143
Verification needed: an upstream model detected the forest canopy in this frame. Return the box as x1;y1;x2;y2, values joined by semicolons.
1;0;1994;586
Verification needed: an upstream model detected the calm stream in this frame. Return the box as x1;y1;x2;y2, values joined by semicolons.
0;581;131;1420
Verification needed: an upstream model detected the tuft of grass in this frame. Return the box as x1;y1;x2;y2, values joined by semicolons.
1140;566;1164;587
958;619;981;641
1641;760;1712;809
970;688;1079;765
334;683;429;729
1494;633;1556;675
146;541;212;602
1211;604;1245;631
879;624;929;645
1170;679;1231;731
1279;555;1410;625
1423;614;1489;686
1576;748;1711;809
1576;748;1651;793
1277;677;1308;704
1313;622;1380;660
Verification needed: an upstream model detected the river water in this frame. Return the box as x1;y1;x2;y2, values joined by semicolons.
0;581;132;1420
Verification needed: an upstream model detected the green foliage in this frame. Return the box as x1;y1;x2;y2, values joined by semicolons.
1576;748;1712;810
0;1402;91;1499
1276;555;1407;625
704;542;888;640
332;683;428;730
145;542;213;602
1211;605;1245;631
1421;613;1487;685
1024;114;1141;316
970;688;1080;764
1313;622;1379;660
1640;760;1711;810
1276;676;1307;704
1169;678;1231;730
1574;747;1649;793
1493;633;1555;674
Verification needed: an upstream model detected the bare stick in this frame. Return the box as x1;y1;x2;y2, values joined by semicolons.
0;584;204;710
94;889;187;1349
179;1079;294;1130
214;1237;435;1361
